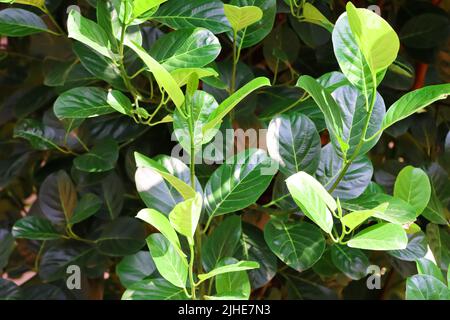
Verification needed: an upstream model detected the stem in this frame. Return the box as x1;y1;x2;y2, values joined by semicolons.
42;6;66;36
188;242;196;299
34;240;46;271
230;30;238;94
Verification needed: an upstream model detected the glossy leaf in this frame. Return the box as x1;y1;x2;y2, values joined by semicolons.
74;139;119;172
107;90;133;116
215;257;251;299
394;166;431;216
197;261;259;282
388;232;428;262
341;203;388;231
348;223;408;251
12;216;61;240
330;245;370;280
266;113;321;176
264;219;325;272
416;258;445;283
285;171;335;234
0;8;49;37
116;251;156;288
122;278;188;300
69;193;102;225
406;275;450;300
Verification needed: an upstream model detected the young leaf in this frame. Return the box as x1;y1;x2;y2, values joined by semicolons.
341;203;388;231
125;40;185;110
394;166;431;216
146;233;188;288
0;8;49;37
73;139;119;173
150;28;221;72
406;275;450;300
204;149;275;217
296;75;348;155
134;152;196;201
416;258;446;284
133;0;167;18
285;171;335;234
53;87;113;119
382;84;450;131
68;193;102;225
264;220;325;272
223;4;262;32
202;77;270;134
12;216;61;240
67;9;116;60
197;261;259;282
266;113;321;176
302;3;333;32
170;68;218;87
107;90;133;116
348;223;408;251
168;193;202;240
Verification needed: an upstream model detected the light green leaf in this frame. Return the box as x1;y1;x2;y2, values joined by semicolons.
394;166;431;216
406;274;450;300
134;152;196;201
296;75;348;155
169;193;202;240
53;87;113;119
197;261;259;282
107;90;133;116
382;84;450;131
285;171;335;234
416;258;446;284
202;77;270;134
170;68;218;87
341;203;388;231
133;0;166;18
12;216;61;240
146;233;188;288
215;257;251;300
204;149;275;217
348;223;408;251
0;8;49;37
73;139;119;172
264;220;325;272
67;9;116;60
150;28;221;72
125;40;185;110
223;4;262;32
69;193;102;225
302;3;333;32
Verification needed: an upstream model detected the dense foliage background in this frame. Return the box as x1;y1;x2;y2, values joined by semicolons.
0;0;449;300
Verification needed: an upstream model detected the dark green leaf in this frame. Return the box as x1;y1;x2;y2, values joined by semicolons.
330;245;369;280
74;139;119;172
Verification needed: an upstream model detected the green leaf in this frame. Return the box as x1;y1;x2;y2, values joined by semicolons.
204;149;275;217
388;231;428;262
296;75;348;155
264;219;325;272
12;216;61;240
197;260;259;282
153;0;231;34
170;68;218;87
13;119;60;151
107;90;133;116
202;215;241;271
228;0;276;48
133;0;166;18
426;224;450;270
382;84;450;131
330;245;370;280
169;193;202;240
67;9;116;60
394;166;431;216
68;193;102;225
173;90;220;155
346;2;399;73
116;251;156;288
146;233;188;288
53;87;113;119
316;144;373;200
302;3;333;32
285;171;335;234
2;0;45;9
348;223;408;251
38;170;77;225
422;185;448;225
73;139;119;173
0;279;21;300
0;229;14;271
97;217;145;256
202;77;270;134
416;258;445;284
341;203;388;231
223;4;262;32
136;208;182;254
150;28;221;72
134;152;196;202
0;8;49;37
215;257;251;300
342;193;417;225
122;278;188;300
100;173;124;220
266;113;321;176
125;40;185;110
406;275;450;300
